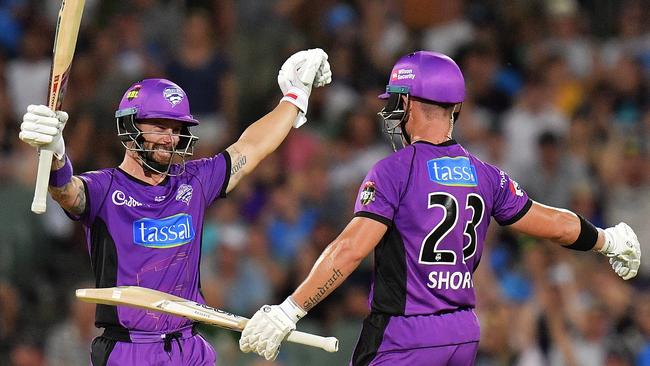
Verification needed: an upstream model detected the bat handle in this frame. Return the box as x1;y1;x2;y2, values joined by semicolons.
286;331;339;353
31;149;54;214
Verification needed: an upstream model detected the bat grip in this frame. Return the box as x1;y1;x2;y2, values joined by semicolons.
286;330;339;353
32;149;54;214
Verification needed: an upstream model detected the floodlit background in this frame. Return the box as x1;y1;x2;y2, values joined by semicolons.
1;0;650;365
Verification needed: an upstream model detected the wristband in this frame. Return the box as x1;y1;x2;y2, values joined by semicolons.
565;214;598;251
280;86;308;114
49;155;73;187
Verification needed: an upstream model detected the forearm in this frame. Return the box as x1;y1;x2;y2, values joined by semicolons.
49;175;86;215
238;102;297;167
291;238;364;312
510;201;604;251
47;156;86;215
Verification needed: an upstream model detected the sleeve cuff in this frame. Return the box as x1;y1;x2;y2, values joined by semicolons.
497;198;532;226
219;150;232;198
354;211;392;227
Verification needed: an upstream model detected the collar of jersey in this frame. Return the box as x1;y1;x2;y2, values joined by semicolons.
116;166;170;187
412;139;458;147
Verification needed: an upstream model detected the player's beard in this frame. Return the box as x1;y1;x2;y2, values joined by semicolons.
144;143;176;166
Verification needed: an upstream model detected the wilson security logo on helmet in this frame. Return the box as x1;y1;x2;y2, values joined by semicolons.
133;213;195;248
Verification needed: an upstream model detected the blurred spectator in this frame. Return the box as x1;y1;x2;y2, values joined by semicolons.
542;0;595;79
6;24;50;120
502;71;569;179
519;131;589;208
602;142;650;276
4;2;650;365
166;9;237;155
44;289;100;366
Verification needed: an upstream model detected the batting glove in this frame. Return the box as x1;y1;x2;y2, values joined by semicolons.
278;48;332;128
239;297;307;361
599;223;641;280
19;104;68;160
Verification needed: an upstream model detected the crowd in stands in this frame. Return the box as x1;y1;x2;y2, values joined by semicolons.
1;1;649;365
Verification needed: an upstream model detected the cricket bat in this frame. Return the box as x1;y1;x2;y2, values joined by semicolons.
76;286;339;353
31;0;85;214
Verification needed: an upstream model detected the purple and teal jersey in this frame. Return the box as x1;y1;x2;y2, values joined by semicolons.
354;140;530;316
73;153;230;334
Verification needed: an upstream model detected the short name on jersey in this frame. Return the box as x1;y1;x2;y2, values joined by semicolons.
133;214;195;248
427;157;478;187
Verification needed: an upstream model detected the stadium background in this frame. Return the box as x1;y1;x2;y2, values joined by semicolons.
1;0;650;365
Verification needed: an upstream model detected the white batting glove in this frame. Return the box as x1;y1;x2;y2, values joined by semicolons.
278;48;332;128
239;297;307;361
19;104;68;160
599;223;641;280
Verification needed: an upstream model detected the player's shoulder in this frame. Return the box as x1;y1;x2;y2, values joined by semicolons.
373;145;416;172
79;167;116;181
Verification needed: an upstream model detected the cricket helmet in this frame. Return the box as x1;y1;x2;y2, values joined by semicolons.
378;51;465;150
115;78;199;175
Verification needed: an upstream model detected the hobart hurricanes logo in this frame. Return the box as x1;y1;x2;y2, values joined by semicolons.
163;87;184;106
133;214;195;248
176;184;193;205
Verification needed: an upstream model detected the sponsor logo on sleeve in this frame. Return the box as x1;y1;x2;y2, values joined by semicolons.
427;157;478;187
175;184;193;205
359;181;376;205
133;214;195;248
509;180;524;197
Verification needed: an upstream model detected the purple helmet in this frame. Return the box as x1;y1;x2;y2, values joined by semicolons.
115;79;199;176
377;51;465;151
116;78;198;125
378;51;465;104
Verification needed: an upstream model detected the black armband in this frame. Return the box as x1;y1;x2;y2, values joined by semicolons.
564;214;598;251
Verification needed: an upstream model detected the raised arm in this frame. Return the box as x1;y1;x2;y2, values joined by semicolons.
509;200;640;280
224;48;331;193
19;105;87;215
224;102;298;193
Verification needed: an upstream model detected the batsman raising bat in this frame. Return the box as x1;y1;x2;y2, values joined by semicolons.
18;48;331;365
238;51;642;365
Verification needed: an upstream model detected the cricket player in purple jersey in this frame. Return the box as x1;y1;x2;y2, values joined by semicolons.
18;48;331;365
239;51;642;365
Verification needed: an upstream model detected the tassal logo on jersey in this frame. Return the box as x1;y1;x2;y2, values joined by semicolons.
427;157;478;187
133;214;195;248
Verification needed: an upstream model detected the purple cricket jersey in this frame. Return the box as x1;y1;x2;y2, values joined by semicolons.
74;152;230;334
353;140;530;349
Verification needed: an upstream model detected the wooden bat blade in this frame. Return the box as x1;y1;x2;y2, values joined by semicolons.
32;0;85;214
76;286;339;352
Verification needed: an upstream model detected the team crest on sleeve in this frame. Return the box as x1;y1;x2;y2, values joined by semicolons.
360;181;376;205
163;87;184;106
176;184;193;205
509;180;524;197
